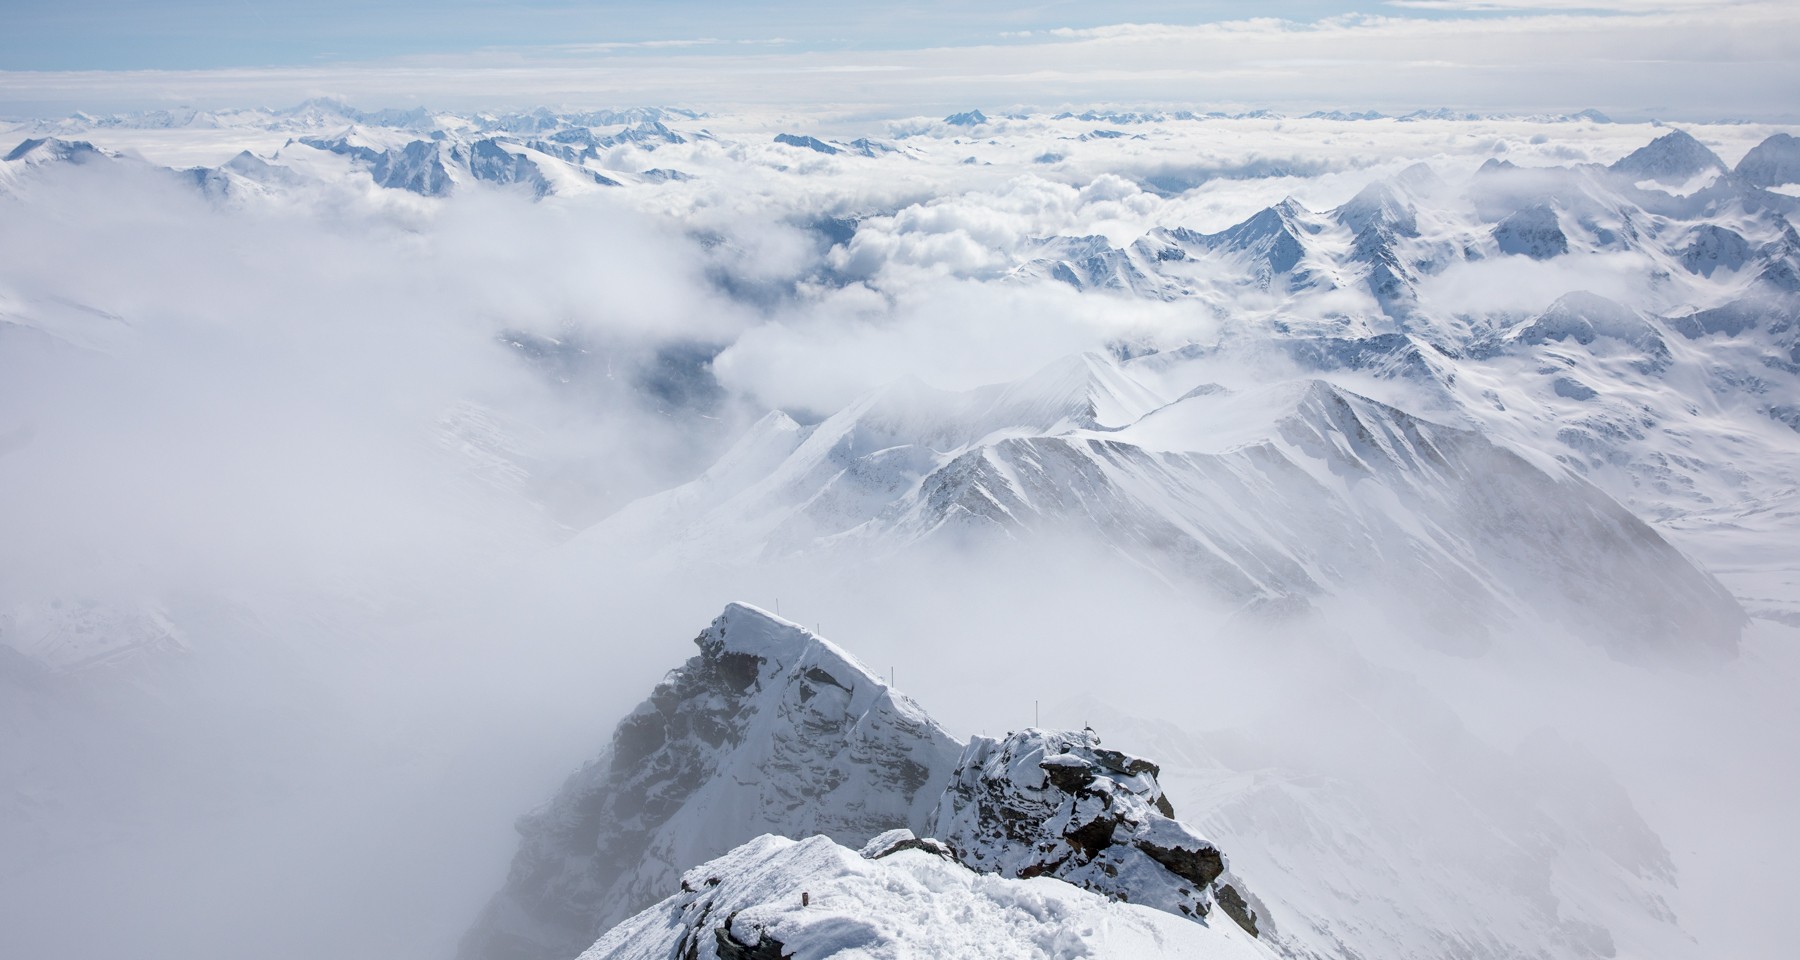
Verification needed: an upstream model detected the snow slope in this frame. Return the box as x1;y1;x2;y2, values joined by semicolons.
580;833;1275;960
580;359;1741;660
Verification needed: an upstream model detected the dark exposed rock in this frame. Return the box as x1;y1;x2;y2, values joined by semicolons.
714;912;788;960
1137;836;1225;887
1216;882;1260;936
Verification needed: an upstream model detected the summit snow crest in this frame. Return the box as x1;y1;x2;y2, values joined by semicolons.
461;606;1263;960
457;604;962;960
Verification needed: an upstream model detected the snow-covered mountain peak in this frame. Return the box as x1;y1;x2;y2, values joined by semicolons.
1609;129;1728;185
1334;180;1420;239
1513;290;1666;358
701;602;918;723
476;609;1273;960
457;604;964;960
2;137;112;166
1736;132;1800;189
984;351;1169;431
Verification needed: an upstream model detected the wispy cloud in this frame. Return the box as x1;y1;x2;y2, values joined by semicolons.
1386;0;1742;9
0;5;1795;120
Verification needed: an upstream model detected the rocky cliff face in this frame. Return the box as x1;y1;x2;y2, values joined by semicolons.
457;603;963;960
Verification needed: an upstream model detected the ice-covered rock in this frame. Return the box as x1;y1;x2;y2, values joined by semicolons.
931;728;1260;933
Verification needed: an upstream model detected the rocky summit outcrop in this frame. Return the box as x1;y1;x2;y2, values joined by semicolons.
457;603;963;960
930;728;1261;934
462;605;1266;960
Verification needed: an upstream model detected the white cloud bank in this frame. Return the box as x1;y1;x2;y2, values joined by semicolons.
1;5;1798;119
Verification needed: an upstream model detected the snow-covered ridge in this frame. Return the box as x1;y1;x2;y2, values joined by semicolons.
579;833;1274;960
462;604;1263;960
583;357;1744;661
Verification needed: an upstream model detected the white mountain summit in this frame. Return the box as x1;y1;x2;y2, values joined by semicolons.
461;603;1264;960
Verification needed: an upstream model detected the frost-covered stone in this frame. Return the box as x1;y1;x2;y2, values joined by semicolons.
930;728;1257;930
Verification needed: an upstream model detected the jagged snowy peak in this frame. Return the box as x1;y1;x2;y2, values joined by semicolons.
1735;133;1800;188
1331;181;1431;310
844;137;900;158
371;140;458;196
0;137;123;194
931;728;1261;933
475;606;1275;960
1012;234;1181;299
585;359;1742;659
1333;180;1421;240
1175;199;1329;291
457;603;963;960
589;353;1171;562
1608;129;1728;185
2;137;113;166
285;129;621;198
597;120;688;150
580;833;1275;960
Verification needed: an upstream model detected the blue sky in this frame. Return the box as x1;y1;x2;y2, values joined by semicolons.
5;1;1442;71
1;1;1794;119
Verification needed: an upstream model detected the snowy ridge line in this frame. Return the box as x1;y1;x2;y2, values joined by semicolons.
579;356;1744;661
462;603;1266;960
